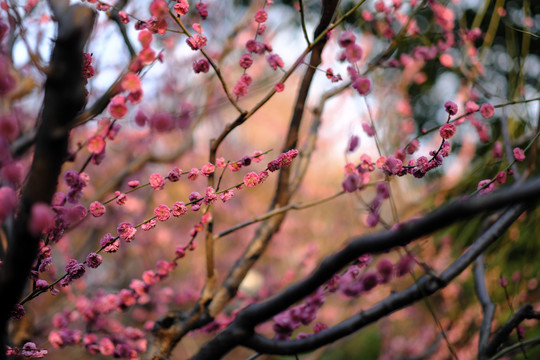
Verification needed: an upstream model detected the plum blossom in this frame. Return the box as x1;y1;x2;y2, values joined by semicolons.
513;147;525;162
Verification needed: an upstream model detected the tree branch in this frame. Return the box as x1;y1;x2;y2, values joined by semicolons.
0;3;95;356
474;253;496;359
191;178;540;358
485;304;540;357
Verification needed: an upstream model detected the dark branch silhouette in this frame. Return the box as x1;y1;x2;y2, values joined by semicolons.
191;178;540;359
0;2;95;357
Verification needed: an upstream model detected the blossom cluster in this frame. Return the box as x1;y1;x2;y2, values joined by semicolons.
273;288;326;340
232;2;285;98
6;342;47;358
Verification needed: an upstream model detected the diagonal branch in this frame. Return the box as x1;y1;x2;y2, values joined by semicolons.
191;177;540;358
485;304;540;357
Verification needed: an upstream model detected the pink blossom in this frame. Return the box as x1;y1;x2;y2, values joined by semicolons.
192;23;203;33
121;72;141;92
130;279;148;296
164;169;180;184
21;342;47;358
89;201;105;217
138;30;153;48
344;44;363;62
149;0;168;18
29;203;53;236
233;78;249;97
99;337;115;356
186;34;207;50
338;31;356;47
193;59;210;73
361;272;379;291
216;157;226;168
496;171;507;184
150;112;174;132
362;122;375;136
439;123;456;139
108;95;128;119
86;252;102;268
118;10;129;23
243;172;260;187
173;0;189;15
172;201;188;216
0;114;19;140
258;170;269;183
465;101;479;113
275;82;285;92
142;270;157;285
11;304;25;320
201;162;215;176
154;204;170;221
477;179;495;195
87;135;106;154
252;151;264;162
254;9;268;23
239;53;253;69
352;77;371;95
100;233;120;252
348;135;359;152
0;186;17;222
134;110;147;127
480;103;495;119
220;190;234;202
204;187;218;204
396;255;415;276
115;191;127;205
240;73;252;86
407;139;419;154
376;182;389;199
149;173;165;190
175;246;186;258
141;219;157;231
64;258;86;280
377;258;393;283
201;213;212;224
266;54;284;70
117;222;137;242
342;173;361;193
36;279;49;289
513;147;525;162
246;39;264;53
492;141;503;159
444;101;458;115
382;156;403;175
196;2;208;18
187;168;200;181
138;48;155;65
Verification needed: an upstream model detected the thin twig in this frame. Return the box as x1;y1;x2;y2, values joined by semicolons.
298;0;311;46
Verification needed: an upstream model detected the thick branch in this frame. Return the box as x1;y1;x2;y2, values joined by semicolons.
191;178;540;358
485;304;540;357
0;3;95;356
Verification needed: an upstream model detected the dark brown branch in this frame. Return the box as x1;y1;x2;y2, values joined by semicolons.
485;304;540;357
108;0;136;58
474;254;496;359
191;177;540;359
0;3;95;357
